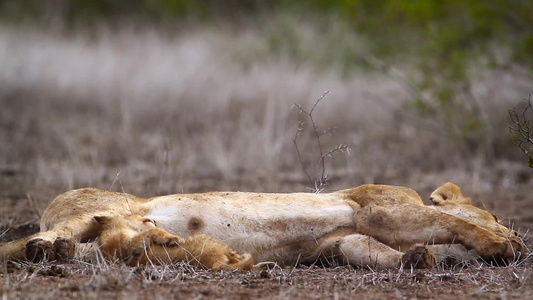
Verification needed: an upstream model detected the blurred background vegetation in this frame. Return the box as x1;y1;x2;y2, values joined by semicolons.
0;0;532;203
2;1;532;143
3;0;532;63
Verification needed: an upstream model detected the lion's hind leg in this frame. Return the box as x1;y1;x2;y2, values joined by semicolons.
354;204;525;262
322;233;435;270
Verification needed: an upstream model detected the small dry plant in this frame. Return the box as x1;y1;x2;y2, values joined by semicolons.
293;91;350;193
509;95;533;167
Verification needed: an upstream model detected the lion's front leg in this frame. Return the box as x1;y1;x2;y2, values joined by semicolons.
0;234;44;261
0;230;77;262
354;205;524;262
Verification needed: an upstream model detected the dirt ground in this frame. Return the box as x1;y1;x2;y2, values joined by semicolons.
1;251;532;300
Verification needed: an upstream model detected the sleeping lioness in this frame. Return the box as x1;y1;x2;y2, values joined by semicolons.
0;182;527;269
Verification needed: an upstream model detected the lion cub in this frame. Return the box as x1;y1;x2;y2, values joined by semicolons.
94;214;253;270
429;182;472;205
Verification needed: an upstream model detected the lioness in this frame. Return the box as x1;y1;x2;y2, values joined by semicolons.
0;183;527;269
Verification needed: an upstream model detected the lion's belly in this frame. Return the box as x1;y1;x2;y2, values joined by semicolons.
142;192;355;261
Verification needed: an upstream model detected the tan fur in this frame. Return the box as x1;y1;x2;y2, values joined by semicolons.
0;182;527;269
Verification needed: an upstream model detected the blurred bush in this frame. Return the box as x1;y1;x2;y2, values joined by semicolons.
2;1;531;65
1;0;531;154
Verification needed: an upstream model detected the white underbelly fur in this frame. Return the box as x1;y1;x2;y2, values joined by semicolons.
142;192;355;255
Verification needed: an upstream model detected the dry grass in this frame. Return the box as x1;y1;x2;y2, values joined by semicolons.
1;255;532;299
0;21;532;299
1;24;531;195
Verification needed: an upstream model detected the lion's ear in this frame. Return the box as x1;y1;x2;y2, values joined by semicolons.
94;216;111;225
492;213;499;223
445;183;472;205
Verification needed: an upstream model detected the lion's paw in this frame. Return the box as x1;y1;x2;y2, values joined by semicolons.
401;245;436;269
54;237;76;260
475;235;526;262
150;231;184;247
490;235;530;264
26;238;56;262
233;253;254;270
221;252;254;270
505;236;528;260
251;261;278;271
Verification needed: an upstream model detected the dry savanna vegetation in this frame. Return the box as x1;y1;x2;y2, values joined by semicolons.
1;5;532;298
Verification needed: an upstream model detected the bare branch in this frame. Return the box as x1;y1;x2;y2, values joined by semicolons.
509;95;533;167
293;121;314;188
293;91;351;192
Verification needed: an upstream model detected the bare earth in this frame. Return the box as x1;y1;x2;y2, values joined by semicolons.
1;254;532;300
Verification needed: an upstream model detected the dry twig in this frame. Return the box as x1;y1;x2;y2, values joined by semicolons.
293;91;350;192
509;95;533;167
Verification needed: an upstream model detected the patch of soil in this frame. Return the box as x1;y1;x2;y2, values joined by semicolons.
1;262;532;299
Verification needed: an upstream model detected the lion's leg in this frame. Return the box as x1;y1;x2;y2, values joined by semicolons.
26;229;81;262
335;234;401;269
124;229;253;270
354;205;519;260
323;234;435;269
427;244;480;266
0;231;60;261
0;230;78;262
1;234;38;261
1;217;99;262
